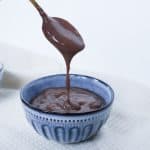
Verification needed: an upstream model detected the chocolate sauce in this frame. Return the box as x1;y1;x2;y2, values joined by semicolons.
31;87;105;114
29;1;104;113
29;0;85;109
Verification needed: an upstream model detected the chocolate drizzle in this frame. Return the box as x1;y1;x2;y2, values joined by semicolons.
29;0;85;109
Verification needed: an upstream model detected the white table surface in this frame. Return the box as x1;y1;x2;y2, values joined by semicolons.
0;0;150;86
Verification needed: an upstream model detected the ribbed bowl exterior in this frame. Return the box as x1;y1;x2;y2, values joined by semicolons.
23;104;111;143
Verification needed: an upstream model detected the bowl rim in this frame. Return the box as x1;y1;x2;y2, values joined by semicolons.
20;74;114;116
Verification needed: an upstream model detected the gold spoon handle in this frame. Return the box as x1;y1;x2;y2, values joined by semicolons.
29;0;41;10
29;0;47;18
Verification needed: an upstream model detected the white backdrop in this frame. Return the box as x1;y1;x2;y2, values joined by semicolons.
0;0;150;86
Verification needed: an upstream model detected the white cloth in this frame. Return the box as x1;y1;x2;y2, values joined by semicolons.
0;44;150;150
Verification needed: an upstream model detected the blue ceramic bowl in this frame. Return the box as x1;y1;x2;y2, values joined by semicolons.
20;74;114;144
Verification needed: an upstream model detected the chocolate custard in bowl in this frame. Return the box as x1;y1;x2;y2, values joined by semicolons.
31;87;105;114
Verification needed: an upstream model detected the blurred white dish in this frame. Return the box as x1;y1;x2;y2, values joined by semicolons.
0;63;4;86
